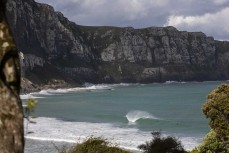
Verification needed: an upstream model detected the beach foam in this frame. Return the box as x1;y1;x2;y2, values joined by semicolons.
29;83;139;96
20;94;44;100
25;117;201;151
164;81;186;84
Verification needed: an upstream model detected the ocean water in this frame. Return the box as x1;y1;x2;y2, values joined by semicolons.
21;81;229;152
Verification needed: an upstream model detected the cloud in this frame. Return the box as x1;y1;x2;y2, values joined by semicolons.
35;0;229;40
35;0;170;27
165;7;229;40
213;0;229;5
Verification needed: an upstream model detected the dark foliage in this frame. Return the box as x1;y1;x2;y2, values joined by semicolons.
138;132;187;153
56;137;130;153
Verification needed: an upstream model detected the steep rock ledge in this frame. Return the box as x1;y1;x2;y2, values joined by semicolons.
5;0;229;92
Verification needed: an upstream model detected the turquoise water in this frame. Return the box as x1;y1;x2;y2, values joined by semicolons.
21;81;228;151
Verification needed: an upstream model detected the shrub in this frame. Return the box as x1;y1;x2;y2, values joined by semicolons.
202;84;229;141
198;130;228;153
188;148;199;153
201;84;229;152
138;132;187;153
57;137;130;153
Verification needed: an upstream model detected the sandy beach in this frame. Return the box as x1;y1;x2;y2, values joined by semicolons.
25;138;73;153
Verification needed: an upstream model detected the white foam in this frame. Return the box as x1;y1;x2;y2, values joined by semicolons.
24;117;151;151
35;90;55;95
84;83;136;90
84;83;142;90
164;81;186;84
180;136;202;151
86;85;112;90
23;83;142;97
31;84;116;96
25;136;76;143
24;117;201;151
20;94;44;100
126;110;160;123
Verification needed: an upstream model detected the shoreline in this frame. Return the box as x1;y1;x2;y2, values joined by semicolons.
25;138;74;153
21;78;81;95
25;138;141;153
20;80;229;95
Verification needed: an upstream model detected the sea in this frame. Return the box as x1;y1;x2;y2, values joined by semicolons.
20;81;229;152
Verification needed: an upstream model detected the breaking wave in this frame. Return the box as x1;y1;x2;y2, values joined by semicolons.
20;94;44;100
164;81;186;84
126;110;160;123
30;83;140;96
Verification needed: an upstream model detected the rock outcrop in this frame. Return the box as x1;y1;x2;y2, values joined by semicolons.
5;0;229;92
0;0;24;151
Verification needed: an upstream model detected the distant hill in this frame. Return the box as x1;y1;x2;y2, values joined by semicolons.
6;0;229;92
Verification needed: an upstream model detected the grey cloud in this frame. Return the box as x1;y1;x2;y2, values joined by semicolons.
165;7;229;40
35;0;229;40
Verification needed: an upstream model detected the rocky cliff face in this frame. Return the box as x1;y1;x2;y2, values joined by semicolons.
5;0;229;92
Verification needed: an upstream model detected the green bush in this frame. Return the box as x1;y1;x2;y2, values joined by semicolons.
198;130;228;153
138;132;187;153
188;148;199;153
57;137;130;153
202;84;229;141
200;84;229;152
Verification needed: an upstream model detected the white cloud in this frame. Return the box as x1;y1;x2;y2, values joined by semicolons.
165;7;229;39
35;0;229;40
213;0;229;5
35;0;169;23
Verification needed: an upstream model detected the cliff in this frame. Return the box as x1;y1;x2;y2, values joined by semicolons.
5;0;229;92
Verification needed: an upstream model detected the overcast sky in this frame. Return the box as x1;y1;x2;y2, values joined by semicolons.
35;0;229;40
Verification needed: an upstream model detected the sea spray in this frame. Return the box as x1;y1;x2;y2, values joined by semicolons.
30;84;124;95
22;83;139;98
126;110;160;123
20;94;44;100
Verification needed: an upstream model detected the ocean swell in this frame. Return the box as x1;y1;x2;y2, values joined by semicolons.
126;110;160;123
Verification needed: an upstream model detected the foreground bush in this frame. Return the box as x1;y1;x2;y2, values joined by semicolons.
57;137;130;153
198;130;228;153
202;84;229;141
201;84;229;152
188;148;199;153
138;132;187;153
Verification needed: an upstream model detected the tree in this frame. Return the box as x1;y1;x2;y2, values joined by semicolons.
198;130;228;153
138;132;187;153
25;98;37;134
201;83;229;152
202;84;229;142
0;0;24;152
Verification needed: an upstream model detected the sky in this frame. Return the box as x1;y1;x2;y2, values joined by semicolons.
35;0;229;40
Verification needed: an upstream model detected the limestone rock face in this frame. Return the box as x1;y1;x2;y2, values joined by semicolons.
97;27;216;66
5;0;229;90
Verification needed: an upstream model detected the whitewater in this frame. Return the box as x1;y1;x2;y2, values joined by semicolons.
21;81;228;152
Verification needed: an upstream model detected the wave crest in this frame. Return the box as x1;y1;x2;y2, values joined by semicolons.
126;110;159;123
20;94;44;99
164;81;186;84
